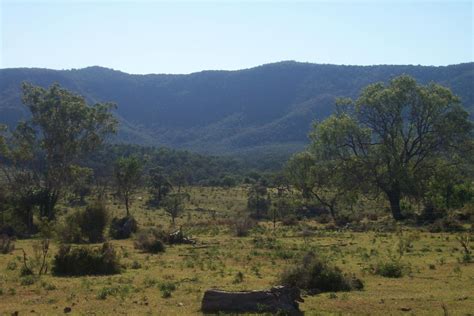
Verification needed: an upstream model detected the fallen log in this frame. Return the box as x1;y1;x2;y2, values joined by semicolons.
201;285;303;314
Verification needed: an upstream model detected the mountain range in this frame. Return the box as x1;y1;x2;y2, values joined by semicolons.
1;61;473;159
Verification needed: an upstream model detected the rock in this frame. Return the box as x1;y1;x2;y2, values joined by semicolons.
400;307;412;312
201;285;303;314
64;307;72;313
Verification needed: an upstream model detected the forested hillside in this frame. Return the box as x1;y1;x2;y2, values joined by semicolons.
1;61;473;156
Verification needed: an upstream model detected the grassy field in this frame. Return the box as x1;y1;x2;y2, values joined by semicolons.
1;187;473;315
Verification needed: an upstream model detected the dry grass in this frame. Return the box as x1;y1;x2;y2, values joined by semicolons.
0;186;472;315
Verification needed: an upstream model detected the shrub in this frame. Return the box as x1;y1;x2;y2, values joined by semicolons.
0;225;17;238
134;228;166;253
159;281;176;298
19;239;50;276
57;202;108;243
52;242;121;276
130;260;142;269
232;216;255;237
317;214;332;224
20;275;37;286
109;216;138;239
372;260;406;278
233;271;244;284
1;234;15;254
429;217;465;233
6;260;17;270
79;202;108;243
281;215;298;226
57;212;83;243
280;252;363;294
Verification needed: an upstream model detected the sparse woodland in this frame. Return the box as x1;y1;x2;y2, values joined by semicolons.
0;77;473;315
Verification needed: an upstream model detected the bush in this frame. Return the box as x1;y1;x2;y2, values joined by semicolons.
372;260;407;278
232;216;256;237
280;252;363;294
20;275;37;286
1;234;15;254
0;225;17;238
429;217;465;233
52;242;121;276
281;215;298;226
134;228;166;253
109;216;138;239
79;202;108;243
159;281;176;298
57;202;108;243
57;212;83;243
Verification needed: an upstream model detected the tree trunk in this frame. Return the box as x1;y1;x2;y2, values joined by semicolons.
125;196;130;217
39;189;59;221
387;190;404;220
328;205;337;223
26;207;34;234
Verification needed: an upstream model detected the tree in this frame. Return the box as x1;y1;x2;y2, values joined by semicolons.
148;166;172;207
270;192;293;231
69;165;94;204
286;151;359;222
170;168;190;193
2;83;117;221
306;76;473;220
162;192;188;226
114;156;142;216
247;183;271;219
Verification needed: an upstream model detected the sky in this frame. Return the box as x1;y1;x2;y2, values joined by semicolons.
0;0;472;74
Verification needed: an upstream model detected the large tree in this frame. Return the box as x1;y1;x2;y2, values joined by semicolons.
2;83;117;221
304;75;472;220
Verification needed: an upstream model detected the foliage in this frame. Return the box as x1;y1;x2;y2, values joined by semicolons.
57;202;108;243
297;76;473;220
270;194;294;230
4;83;117;221
78;202;109;243
286;150;358;222
56;212;83;243
162;192;189;226
232;215;256;237
280;252;363;293
20;239;50;276
68;165;94;204
372;260;406;278
428;217;465;233
52;242;121;276
114;156;143;216
109;216;138;240
247;183;271;219
1;63;473;158
147;166;172;207
134;228;166;253
0;234;15;254
456;233;472;263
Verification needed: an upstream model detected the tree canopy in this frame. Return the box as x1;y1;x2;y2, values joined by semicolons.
290;75;473;220
1;83;117;222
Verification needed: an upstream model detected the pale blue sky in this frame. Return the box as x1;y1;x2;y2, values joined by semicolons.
1;0;472;74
